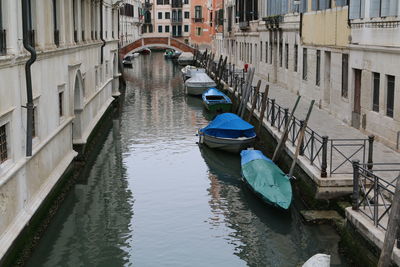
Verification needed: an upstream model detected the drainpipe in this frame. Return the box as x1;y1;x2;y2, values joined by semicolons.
100;0;106;64
21;0;36;157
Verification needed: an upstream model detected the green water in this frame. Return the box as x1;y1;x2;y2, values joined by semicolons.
26;52;348;267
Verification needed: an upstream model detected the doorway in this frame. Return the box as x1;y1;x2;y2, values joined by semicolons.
352;68;362;129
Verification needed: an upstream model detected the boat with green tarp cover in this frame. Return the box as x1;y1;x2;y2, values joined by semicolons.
240;150;292;209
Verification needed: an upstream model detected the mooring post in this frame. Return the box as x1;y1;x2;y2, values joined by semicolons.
247;80;261;122
257;85;269;135
368;135;375;171
352;160;360;210
299;120;305;156
321;136;328;177
271;99;276;127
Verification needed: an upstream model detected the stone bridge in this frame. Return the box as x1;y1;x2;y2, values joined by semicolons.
119;37;195;57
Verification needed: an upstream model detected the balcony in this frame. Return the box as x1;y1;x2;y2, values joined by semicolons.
171;18;183;24
239;21;249;30
171;0;182;8
0;29;6;55
192;17;204;23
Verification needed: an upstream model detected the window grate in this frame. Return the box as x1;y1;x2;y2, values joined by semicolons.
0;125;8;163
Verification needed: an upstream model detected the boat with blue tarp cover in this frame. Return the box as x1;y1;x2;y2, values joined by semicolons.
240;150;292;210
202;88;232;112
198;113;256;153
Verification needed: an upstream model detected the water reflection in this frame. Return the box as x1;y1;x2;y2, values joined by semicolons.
26;52;347;267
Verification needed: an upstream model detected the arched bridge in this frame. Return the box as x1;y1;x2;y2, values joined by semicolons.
119;37;196;57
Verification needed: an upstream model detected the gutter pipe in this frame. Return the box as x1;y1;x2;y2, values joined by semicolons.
100;0;106;64
21;0;36;157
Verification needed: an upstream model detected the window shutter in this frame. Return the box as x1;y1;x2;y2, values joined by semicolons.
349;0;361;19
282;0;288;13
381;0;390;16
312;0;317;10
390;0;399;16
370;0;380;17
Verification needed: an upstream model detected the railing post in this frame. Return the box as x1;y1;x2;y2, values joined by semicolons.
310;131;315;165
291;118;296;146
284;108;289;127
374;174;379;226
321;136;328;177
299;120;305;156
271;99;276;127
368;135;374;171
352;160;360;210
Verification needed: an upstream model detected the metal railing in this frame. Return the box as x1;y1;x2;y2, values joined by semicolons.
0;29;6;55
193;17;204;23
352;161;400;230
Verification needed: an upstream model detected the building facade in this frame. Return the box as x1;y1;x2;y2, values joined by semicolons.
213;0;400;151
141;0;192;43
119;0;143;47
0;0;121;260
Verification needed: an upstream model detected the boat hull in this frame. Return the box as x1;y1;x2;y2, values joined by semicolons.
186;85;213;96
205;102;232;112
200;133;255;153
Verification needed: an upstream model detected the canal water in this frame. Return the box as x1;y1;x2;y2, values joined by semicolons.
27;52;348;267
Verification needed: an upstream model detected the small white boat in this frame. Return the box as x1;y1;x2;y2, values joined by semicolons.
181;66;205;81
178;52;194;65
185;73;216;96
198;113;256;153
302;254;330;267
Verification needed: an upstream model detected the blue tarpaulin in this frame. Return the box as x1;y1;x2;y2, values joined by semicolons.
241;150;274;165
200;113;256;138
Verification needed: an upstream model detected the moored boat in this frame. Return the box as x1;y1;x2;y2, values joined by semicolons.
122;54;134;67
164;49;175;59
181;65;205;81
198;113;256;153
240;150;292;210
202;88;232;112
139;48;151;55
185;73;216;96
178;52;194;65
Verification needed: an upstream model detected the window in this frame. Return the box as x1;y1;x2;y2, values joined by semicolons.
149;24;153;33
59;91;64;117
386;75;395;118
260;42;263;62
294;44;298;72
0;0;6;55
184;25;189;32
285;43;289;69
195;6;202;18
0;124;7;163
165;12;170;19
250;44;253;64
158;25;162;32
184;0;189;4
372;72;380;112
303;48;307;80
165;25;170;32
341;54;349;98
270;42;273;64
184;11;190;18
81;0;85;41
316;50;321;86
196;27;201;35
158;12;162;19
265;42;268;63
165;0;169;4
53;0;60;46
157;0;163;4
279;42;282;67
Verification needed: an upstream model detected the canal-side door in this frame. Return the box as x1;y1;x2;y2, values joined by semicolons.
352;68;362;129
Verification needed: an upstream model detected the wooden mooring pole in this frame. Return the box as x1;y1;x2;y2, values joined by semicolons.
378;173;400;267
288;100;315;178
257;84;270;135
272;96;301;162
246;80;261;122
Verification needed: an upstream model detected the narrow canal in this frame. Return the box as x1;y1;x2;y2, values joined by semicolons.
27;52;348;266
